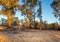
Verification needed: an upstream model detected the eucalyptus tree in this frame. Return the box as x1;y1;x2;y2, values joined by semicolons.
0;0;21;27
38;1;42;23
51;0;60;21
21;0;39;28
0;0;28;27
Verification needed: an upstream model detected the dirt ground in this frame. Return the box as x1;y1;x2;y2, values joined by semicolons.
0;30;60;42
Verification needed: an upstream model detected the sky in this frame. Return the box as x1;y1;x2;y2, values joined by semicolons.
41;0;59;23
0;0;60;24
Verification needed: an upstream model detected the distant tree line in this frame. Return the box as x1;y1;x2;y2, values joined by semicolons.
21;20;60;30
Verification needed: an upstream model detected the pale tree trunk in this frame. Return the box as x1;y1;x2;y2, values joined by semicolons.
7;12;13;27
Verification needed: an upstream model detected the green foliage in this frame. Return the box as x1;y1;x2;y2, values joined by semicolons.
51;0;60;20
0;0;20;27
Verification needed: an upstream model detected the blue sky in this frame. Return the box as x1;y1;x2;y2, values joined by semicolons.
42;0;59;23
0;0;59;24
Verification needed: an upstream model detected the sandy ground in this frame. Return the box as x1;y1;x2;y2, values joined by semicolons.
0;30;60;42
